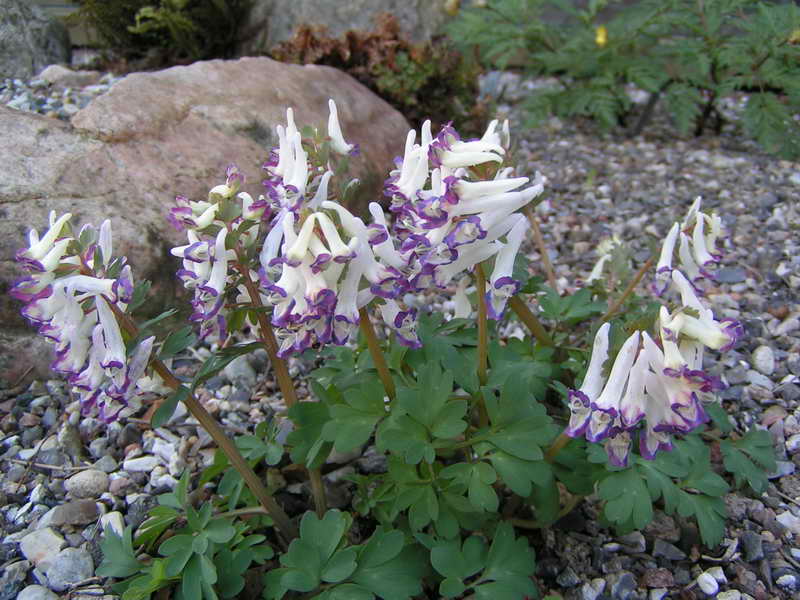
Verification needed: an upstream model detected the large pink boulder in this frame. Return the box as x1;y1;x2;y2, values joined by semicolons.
0;57;410;383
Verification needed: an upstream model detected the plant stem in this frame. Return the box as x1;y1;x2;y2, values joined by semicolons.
524;205;558;291
235;259;326;516
544;432;571;463
508;296;554;347
474;264;490;428
358;306;396;402
105;301;298;541
601;255;655;322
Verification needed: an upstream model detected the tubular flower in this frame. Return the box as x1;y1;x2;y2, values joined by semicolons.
567;196;737;465
652;197;724;296
383;118;545;317
13;215;156;422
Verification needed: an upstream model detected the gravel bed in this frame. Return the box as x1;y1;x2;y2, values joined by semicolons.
1;67;799;600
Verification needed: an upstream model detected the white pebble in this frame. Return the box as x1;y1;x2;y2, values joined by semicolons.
696;572;719;595
752;345;775;376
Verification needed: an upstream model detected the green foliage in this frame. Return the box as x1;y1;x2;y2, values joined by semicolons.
265;512;427;600
75;0;252;65
721;429;778;493
102;470;273;600
448;0;800;158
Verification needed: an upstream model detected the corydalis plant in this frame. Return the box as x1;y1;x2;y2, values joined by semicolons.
566;199;741;466
168;100;544;357
12;213;154;422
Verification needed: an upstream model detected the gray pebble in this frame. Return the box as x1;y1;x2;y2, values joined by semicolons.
607;571;637;600
752;345;775;376
64;470;109;499
557;566;581;587
0;560;30;600
716;267;747;283
740;530;764;562
44;547;93;592
696;571;718;595
17;585;59;600
652;538;686;561
92;455;118;473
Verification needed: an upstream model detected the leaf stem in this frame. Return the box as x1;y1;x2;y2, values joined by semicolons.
544;432;571;463
235;257;326;516
508;296;554;347
358;306;396;402
524;205;558;291
601;255;655;322
105;300;298;541
474;264;490;429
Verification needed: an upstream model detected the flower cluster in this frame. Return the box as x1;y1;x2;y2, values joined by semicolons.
566;199;741;466
169;101;545;357
384;119;545;319
12;213;154;422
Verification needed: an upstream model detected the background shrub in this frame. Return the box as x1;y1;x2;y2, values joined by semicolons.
447;0;800;158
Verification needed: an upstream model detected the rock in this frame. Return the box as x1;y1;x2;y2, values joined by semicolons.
617;531;645;553
64;470;109;499
19;528;65;566
696;571;719;595
607;571;637;600
223;355;257;389
740;530;764;562
716;267;747;284
776;573;799;591
581;578;606;600
241;0;450;55
44;547;93;592
36;65;102;89
92;455;118;473
0;560;30;600
0;1;70;80
652;538;686;561
648;589;668;600
776;511;800;535
556;566;581;587
641;568;673;588
99;511;125;537
0;57;410;381
122;455;160;472
37;499;100;528
717;591;742;600
18;585;59;600
752;345;775;376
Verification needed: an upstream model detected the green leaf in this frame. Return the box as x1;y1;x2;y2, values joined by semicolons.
487;417;551;460
321;548;358;583
181;555;202;600
151;384;188;429
192;343;262;390
490;452;551;497
96;525;142;578
351;541;427;600
322;380;387;453
705;402;733;434
288;398;333;469
199;553;217;585
721;429;777;494
599;468;653;530
474;522;537;600
160;325;197;359
205;519;236;544
677;492;727;547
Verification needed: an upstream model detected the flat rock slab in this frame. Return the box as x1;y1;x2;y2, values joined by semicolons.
1;56;410;382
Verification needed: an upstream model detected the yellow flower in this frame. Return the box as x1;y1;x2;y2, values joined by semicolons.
595;25;608;48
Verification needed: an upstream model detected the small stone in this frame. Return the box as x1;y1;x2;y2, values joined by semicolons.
557;566;581;587
17;585;59;600
648;589;668;600
45;547;94;592
37;499;100;528
223;355;257;388
581;578;606;600
769;461;795;478
746;370;773;390
696;571;719;595
776;511;800;535
707;565;726;584
607;571;637;600
99;511;125;537
740;530;764;562
122;455;160;472
92;455;118;473
108;477;131;496
617;531;646;553
0;560;30;600
65;470;109;499
776;573;798;591
19;528;66;566
716;267;747;284
752;346;776;376
641;568;673;588
717;591;742;600
652;538;686;561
